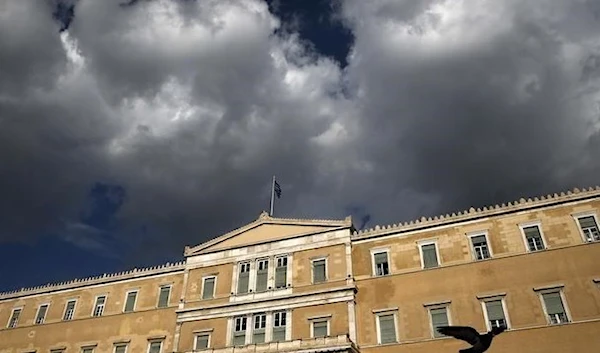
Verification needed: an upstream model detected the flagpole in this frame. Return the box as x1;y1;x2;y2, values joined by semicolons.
269;175;276;216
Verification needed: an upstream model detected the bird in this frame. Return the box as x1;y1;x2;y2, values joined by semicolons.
436;325;506;353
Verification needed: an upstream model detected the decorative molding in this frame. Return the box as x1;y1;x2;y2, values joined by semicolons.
476;292;507;300
352;186;600;240
0;261;186;300
533;284;565;292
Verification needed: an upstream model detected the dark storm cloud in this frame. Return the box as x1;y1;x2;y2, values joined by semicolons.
0;0;599;268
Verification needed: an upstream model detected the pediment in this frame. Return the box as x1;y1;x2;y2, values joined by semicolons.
185;211;352;256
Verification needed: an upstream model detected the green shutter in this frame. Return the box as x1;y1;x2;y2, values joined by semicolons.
202;278;215;299
524;226;540;239
238;271;249;293
273;327;286;341
378;314;397;343
256;264;268;292
374;252;388;265
430;308;448;337
313;320;328;337
543;292;565;315
472;235;486;245
148;342;161;353
485;300;505;321
313;260;326;283
158;286;170;307
422;244;439;268
196;334;209;349
233;333;245;346
124;291;137;312
114;346;127;353
579;216;597;228
275;266;287;288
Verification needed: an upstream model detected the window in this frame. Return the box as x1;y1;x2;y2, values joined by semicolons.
372;250;390;276
63;300;77;321
375;311;398;344
275;256;288;288
312;258;327;283
124;290;138;313
576;215;600;242
157;285;171;308
252;313;267;344
470;233;491;260
540;291;569;324
272;311;287;342
35;304;49;324
50;349;65;353
311;319;329;338
7;308;21;328
521;224;545;251
114;344;127;353
256;259;269;292
237;262;251;294
202;276;216;300
419;242;440;269
194;334;210;350
232;316;247;346
481;299;508;330
81;346;95;353
93;295;106;317
147;341;162;353
429;306;450;338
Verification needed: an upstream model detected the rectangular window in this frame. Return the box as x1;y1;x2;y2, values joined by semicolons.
194;334;210;350
50;349;65;353
63;300;77;321
81;347;95;353
312;319;328;337
147;341;162;353
93;296;106;317
35;304;49;324
255;259;269;292
312;258;327;283
252;313;266;344
272;311;287;342
483;300;507;329
237;262;251;294
541;291;569;324
124;291;137;313
523;225;545;251
157;285;171;308
377;313;397;344
202;276;216;300
114;344;127;353
471;234;491;260
232;316;247;346
577;215;600;242
7;308;21;328
373;251;390;276
429;307;449;338
420;243;439;268
275;257;288;288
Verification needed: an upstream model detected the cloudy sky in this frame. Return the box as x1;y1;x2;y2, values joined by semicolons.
1;0;599;291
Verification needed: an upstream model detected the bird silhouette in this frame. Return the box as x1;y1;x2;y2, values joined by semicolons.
436;325;506;353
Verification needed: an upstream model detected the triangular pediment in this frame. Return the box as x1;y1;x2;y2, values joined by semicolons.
185;211;352;256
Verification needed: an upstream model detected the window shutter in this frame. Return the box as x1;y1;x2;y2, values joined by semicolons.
273;327;286;341
275;266;287;288
238;270;249;293
422;244;438;268
124;292;137;312
114;346;127;353
202;278;215;299
579;216;597;228
485;300;505;321
374;252;388;265
196;335;209;349
313;260;326;283
378;314;397;343
313;321;328;337
524;226;540;239
543;292;565;315
256;265;268;292
158;287;170;307
472;235;486;245
430;308;448;336
148;342;161;353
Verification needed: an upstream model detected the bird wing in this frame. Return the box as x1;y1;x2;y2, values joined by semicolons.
436;326;481;345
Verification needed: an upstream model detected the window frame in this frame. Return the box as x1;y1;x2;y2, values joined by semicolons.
518;221;548;252
478;295;511;331
418;239;441;269
272;310;288;342
572;211;600;243
309;316;330;338
34;303;50;325
370;248;391;277
254;258;270;293
534;285;571;325
123;289;138;313
232;315;248;346
201;275;217;300
251;312;267;344
63;299;78;321
156;284;172;308
373;308;399;345
7;306;23;328
92;294;107;317
274;255;289;289
425;302;452;338
80;345;96;353
146;340;163;353
467;231;493;261
193;332;211;351
113;343;128;353
310;257;328;284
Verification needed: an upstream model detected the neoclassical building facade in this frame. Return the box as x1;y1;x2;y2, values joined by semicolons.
1;186;600;353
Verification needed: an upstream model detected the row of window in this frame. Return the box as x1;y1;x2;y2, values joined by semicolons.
371;214;600;276
34;338;165;353
374;286;573;345
6;284;173;329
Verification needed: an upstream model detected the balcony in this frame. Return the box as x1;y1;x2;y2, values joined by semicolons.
184;334;358;353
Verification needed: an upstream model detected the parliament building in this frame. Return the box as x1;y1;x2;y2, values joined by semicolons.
1;186;599;353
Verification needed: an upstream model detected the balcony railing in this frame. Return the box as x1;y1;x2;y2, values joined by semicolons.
182;334;357;353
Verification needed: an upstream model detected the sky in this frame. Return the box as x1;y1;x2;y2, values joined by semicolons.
1;0;599;292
